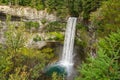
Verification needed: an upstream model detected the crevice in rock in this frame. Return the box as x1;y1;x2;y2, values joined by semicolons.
0;12;21;21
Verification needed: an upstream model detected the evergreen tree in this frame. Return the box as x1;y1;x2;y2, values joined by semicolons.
76;30;120;80
81;0;106;24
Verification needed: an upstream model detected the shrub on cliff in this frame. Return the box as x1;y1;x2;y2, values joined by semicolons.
0;25;55;80
90;0;120;37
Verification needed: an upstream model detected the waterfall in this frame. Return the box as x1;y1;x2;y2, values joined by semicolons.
45;17;77;77
59;17;77;76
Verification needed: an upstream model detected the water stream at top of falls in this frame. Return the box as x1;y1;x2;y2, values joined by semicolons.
59;17;77;76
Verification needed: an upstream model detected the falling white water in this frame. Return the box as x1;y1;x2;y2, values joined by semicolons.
59;17;77;76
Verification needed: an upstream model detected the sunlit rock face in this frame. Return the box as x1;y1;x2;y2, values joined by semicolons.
0;5;57;21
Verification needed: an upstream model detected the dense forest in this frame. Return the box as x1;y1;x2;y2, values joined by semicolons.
0;0;120;80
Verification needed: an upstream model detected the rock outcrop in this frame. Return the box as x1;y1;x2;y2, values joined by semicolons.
0;5;58;49
0;5;57;21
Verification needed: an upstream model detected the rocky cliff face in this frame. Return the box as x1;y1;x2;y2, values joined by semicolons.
0;5;58;49
0;5;57;21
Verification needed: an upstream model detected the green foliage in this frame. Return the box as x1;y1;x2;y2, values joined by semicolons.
44;0;106;22
25;21;39;30
33;32;64;42
9;66;29;80
0;0;106;21
82;0;106;20
33;35;42;42
5;26;25;52
75;23;88;46
47;32;64;41
41;18;47;24
0;52;13;80
52;72;65;80
45;0;68;18
90;0;120;37
0;26;26;80
45;0;81;18
98;30;120;57
0;0;45;10
18;47;54;80
0;0;9;5
19;0;31;6
45;21;65;32
65;0;82;17
76;31;120;80
31;0;45;10
0;24;55;80
1;0;120;80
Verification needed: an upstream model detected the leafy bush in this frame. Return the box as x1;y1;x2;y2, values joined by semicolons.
25;21;39;30
0;25;55;80
33;35;42;42
5;26;25;52
90;0;120;37
52;72;65;80
45;21;65;32
41;18;47;24
36;5;44;10
0;26;26;80
0;52;13;80
0;0;45;10
76;30;120;80
47;32;64;41
81;0;106;21
20;47;54;80
45;0;67;18
9;66;29;80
